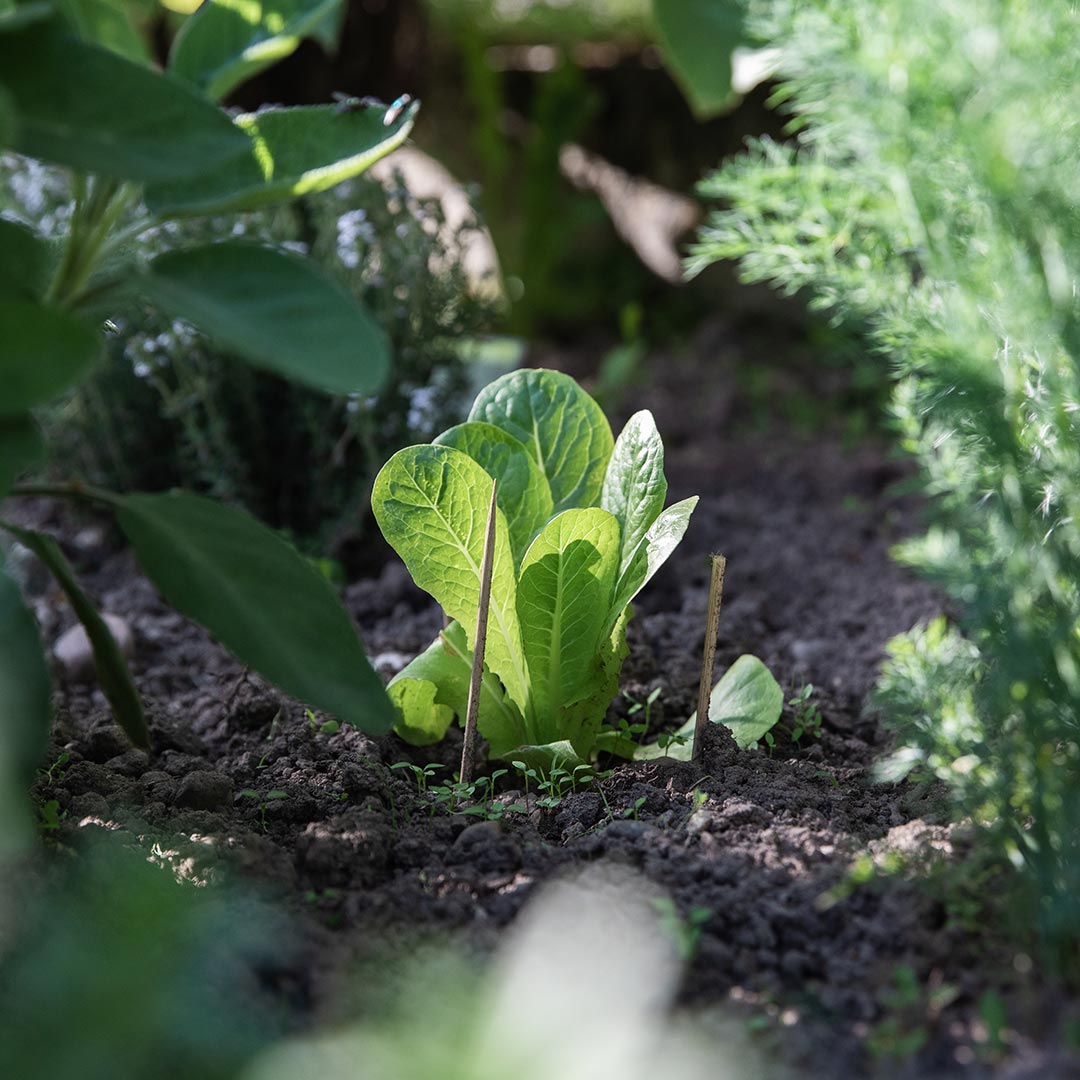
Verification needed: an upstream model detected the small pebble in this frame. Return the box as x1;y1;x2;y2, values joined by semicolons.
54;614;135;682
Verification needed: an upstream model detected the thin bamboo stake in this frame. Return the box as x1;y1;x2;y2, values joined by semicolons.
692;553;727;763
460;478;498;785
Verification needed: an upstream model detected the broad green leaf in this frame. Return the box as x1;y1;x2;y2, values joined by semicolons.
56;0;151;63
560;605;630;759
0;562;51;854
3;523;149;747
388;620;526;755
138;243;389;395
652;0;746;118
468;368;614;515
0;0;52;32
113;491;394;732
170;0;342;102
635;655;782;760
609;495;698;625
0;299;101;414
0;220;53;301
517;508;620;745
601;410;667;579
0;415;44;502
144;100;419;218
387;677;454;747
710;654;783;748
0;22;252;182
306;0;342;51
372;444;529;713
434;421;554;566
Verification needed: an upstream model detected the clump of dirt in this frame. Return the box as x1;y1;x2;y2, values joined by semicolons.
13;316;1062;1077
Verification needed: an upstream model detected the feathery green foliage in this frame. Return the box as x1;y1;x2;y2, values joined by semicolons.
692;0;1080;956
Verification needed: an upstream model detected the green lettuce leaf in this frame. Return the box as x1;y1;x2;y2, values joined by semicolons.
636;654;783;759
601;409;667;580
372;444;530;714
434;420;554;566
388;620;526;756
468;368;614;514
517;508;620;745
609;495;698;627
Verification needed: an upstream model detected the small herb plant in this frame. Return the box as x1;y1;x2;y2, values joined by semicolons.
374;368;783;768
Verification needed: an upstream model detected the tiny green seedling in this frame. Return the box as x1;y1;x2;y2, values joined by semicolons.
40;752;71;784
306;708;341;736
391;761;442;796
787;683;824;744
240;788;288;831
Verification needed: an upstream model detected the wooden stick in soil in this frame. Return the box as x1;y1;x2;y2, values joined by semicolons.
460;478;498;786
692;553;727;764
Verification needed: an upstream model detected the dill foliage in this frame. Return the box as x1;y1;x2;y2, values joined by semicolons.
693;1;1080;955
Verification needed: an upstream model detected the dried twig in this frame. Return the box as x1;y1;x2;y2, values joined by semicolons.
460;478;498;785
692;554;727;763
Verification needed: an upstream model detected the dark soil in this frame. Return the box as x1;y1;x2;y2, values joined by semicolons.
12;313;1073;1078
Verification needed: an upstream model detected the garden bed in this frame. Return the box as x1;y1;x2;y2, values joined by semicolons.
16;316;1063;1077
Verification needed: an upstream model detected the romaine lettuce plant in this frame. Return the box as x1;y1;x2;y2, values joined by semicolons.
373;368;783;767
0;0;413;853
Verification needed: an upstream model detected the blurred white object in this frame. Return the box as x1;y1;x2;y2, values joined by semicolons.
243;866;749;1080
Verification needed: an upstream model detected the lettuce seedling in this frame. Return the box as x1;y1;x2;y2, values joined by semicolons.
374;368;780;767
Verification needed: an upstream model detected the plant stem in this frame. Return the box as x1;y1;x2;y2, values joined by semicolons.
692;553;727;763
46;179;137;309
461;477;498;786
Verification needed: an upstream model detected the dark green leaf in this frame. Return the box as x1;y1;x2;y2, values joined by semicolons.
3;523;148;747
114;491;394;732
0;561;51;854
652;0;746;117
0;414;44;500
0;85;14;147
0;21;251;182
144;99;418;217
170;0;343;101
0;298;101;414
56;0;151;63
0;219;53;301
0;0;52;32
138;243;389;395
